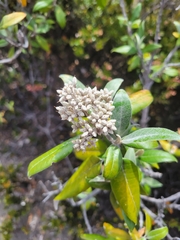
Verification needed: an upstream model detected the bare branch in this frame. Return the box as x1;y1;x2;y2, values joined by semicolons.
0;48;22;64
119;0;132;36
82;208;92;234
141;191;180;204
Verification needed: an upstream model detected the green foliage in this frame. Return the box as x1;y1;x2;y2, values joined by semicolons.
28;76;180;237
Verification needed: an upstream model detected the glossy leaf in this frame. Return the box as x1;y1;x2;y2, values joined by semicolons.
104;78;124;98
123;141;159;149
146;226;168;240
103;145;122;180
54;156;100;200
139;149;177;164
74;139;108;161
33;0;53;12
88;176;111;190
122;128;180;145
36;35;50;52
59;74;85;89
112;89;132;136
28;138;76;177
0;12;26;29
81;234;108;240
129;90;153;115
103;222;131;240
55;5;66;29
110;192;123;220
111;160;140;224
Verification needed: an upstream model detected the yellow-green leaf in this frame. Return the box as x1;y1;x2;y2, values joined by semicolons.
54;156;100;200
55;5;66;29
0;12;27;29
35;35;50;52
110;192;123;220
111;160;140;224
129;90;153;115
144;210;152;234
103;222;131;240
74;139;108;161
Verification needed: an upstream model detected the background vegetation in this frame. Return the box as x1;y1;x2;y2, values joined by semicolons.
0;0;180;239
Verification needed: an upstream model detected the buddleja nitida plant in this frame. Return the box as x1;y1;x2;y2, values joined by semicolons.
28;75;180;240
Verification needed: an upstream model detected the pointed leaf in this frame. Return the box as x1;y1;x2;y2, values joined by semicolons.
104;78;124;98
122;210;135;231
122;128;180;145
111;160;140;224
55;5;66;29
142;44;162;53
144;210;152;234
0;12;26;29
130;3;142;21
112;45;132;55
140;149;177;164
59;74;85;89
28;137;76;177
103;222;131;240
129;90;153;115
33;0;53;12
112;89;132;136
54;156;100;200
103;145;122;180
74;139;108;161
36;35;50;52
146;227;168;240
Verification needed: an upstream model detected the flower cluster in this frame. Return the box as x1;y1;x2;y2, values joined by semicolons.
56;78;116;151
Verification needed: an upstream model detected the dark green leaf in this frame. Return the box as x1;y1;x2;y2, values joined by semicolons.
104;78;124;98
59;74;85;89
28;137;76;177
142;44;162;53
55;5;66;29
87;176;111;190
112;89;132;136
140;149;177;164
54;156;100;200
122;128;180;145
122;211;135;232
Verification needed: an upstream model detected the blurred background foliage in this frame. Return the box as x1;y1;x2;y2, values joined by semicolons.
0;0;180;239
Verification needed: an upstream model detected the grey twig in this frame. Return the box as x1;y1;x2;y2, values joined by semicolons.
141;167;163;178
0;48;23;64
141;191;180;204
82;207;92;234
119;0;132;36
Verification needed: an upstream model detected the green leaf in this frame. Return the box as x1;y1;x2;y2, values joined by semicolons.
103;222;131;240
110;191;123;220
54;156;100;200
142;177;162;188
130;3;142;21
55;5;66;29
122;210;135;232
111;160;140;224
128;55;140;71
163;67;179;77
87;176;111;190
104;78;124;98
174;21;180;33
142;44;162;53
0;39;8;47
146;226;168;240
112;89;132;136
33;0;53;12
112;45;132;55
129;90;153;115
131;19;141;29
124;148;136;165
81;234;108;240
140;149;177;164
0;12;26;29
144;210;152;234
96;0;109;8
103;145;122;180
35;35;50;52
28;138;76;177
122;128;180;145
123;141;159;149
59;74;85;89
74;139;108;161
